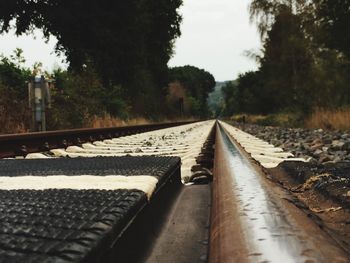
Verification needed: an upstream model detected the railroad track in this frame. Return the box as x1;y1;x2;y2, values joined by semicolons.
211;122;349;263
0;121;195;159
0;120;349;262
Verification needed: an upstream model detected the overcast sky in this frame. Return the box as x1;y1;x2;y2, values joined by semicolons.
0;0;261;81
0;29;67;72
169;0;261;81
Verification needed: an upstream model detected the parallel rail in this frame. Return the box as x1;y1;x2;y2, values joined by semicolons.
0;121;195;158
0;120;214;262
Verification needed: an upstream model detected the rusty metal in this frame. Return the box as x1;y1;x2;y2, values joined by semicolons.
0;121;195;158
209;123;350;262
209;124;249;263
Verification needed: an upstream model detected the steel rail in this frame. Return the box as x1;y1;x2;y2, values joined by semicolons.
209;123;349;262
0;121;195;158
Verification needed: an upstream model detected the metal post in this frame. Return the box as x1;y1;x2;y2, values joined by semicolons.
28;75;50;132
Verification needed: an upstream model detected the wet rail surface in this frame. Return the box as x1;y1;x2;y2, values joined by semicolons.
210;123;349;263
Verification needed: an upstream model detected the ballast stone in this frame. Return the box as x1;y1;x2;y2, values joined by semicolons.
47;120;215;180
220;121;308;168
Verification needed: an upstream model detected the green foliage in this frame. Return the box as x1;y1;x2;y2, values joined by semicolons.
223;0;350;119
0;49;31;98
0;49;214;133
0;49;31;133
0;51;131;132
207;82;225;117
230;112;304;127
169;65;216;118
169;66;216;98
104;86;130;120
222;80;239;115
259;9;314;112
47;67;131;129
47;67;104;129
0;0;184;120
254;112;303;127
249;0;307;39
313;0;350;58
187;96;201;116
0;0;182;97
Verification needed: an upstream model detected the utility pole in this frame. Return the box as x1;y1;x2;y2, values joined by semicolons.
28;75;51;132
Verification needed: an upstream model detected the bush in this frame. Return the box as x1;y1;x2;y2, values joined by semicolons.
230;112;304;128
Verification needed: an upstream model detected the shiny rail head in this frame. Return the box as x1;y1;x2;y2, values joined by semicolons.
210;123;350;263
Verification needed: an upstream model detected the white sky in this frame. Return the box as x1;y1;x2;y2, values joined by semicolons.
169;0;261;81
0;29;68;72
0;0;261;81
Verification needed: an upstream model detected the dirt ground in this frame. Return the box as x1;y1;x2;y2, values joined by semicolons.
267;161;350;254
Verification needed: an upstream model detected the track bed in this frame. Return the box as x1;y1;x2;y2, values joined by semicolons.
1;120;350;262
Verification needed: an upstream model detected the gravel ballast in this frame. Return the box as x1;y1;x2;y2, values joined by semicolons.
231;122;350;165
226;121;350;251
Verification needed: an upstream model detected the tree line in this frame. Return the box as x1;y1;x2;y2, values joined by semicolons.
0;51;215;133
0;0;184;117
0;1;215;133
222;0;350;117
169;66;215;118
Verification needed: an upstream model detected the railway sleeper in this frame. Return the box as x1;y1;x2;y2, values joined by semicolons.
2;120;350;262
0;121;215;262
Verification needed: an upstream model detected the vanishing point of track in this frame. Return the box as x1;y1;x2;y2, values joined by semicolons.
0;120;348;262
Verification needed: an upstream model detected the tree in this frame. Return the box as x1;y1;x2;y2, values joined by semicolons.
0;50;32;133
222;80;239;116
0;0;183;116
259;8;314;112
0;49;31;99
169;66;216;118
313;0;350;58
249;0;307;39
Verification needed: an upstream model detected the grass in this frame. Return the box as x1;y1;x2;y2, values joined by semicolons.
0;110;197;134
229;112;303;128
90;113;196;129
230;114;267;124
230;108;350;131
90;114;152;128
305;108;350;131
